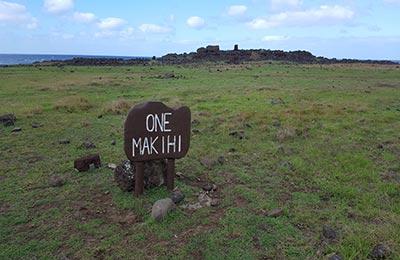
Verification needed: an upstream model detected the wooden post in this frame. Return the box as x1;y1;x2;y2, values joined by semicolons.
135;161;144;196
167;159;175;190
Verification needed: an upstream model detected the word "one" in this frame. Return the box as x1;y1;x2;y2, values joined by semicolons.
146;113;172;132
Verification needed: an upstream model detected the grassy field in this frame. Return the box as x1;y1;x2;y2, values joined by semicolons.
0;62;399;259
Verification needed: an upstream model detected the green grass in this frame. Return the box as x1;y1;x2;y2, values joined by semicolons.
1;62;399;259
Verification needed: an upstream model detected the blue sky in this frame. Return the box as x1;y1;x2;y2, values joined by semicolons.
0;0;399;59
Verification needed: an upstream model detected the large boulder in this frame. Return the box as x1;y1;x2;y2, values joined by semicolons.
114;160;166;192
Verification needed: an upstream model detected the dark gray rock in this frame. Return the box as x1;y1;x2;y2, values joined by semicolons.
191;119;200;126
171;190;185;204
323;225;339;240
114;160;167;192
81;141;96;149
267;208;283;217
368;244;389;259
217;156;225;165
1;114;16;126
111;140;116;145
59;139;70;144
31;121;43;128
151;198;176;221
281;161;296;171
272;120;281;127
74;154;101;172
202;182;214;191
11;127;22;132
48;175;66;187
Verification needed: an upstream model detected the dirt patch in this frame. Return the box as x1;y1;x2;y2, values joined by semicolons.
72;191;143;226
375;83;400;89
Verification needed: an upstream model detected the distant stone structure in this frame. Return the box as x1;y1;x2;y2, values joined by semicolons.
29;44;397;66
159;44;321;65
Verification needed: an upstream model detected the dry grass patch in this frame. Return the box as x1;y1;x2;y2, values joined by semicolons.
104;99;133;115
276;126;296;142
53;96;94;113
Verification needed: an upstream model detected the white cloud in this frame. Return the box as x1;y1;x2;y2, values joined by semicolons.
73;12;96;23
138;23;173;34
97;17;126;30
247;18;277;29
227;5;247;16
262;35;289;41
186;16;205;29
0;1;38;29
271;0;302;10
247;5;354;29
44;0;73;14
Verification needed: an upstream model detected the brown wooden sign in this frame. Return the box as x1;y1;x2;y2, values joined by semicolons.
124;101;191;161
124;101;191;195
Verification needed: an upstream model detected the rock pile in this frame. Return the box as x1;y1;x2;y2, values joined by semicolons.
114;160;167;192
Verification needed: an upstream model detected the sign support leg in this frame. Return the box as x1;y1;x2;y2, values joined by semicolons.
135;161;144;196
167;159;175;190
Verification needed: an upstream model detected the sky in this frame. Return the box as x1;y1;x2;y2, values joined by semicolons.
0;0;399;60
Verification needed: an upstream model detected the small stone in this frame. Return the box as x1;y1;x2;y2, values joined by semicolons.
107;163;117;169
277;145;284;152
31;121;43;128
377;144;384;149
192;129;200;134
59;140;70;144
202;182;214;191
171;190;185;204
198;193;212;207
97;115;103;119
200;158;217;168
229;148;236;153
151;198;176;221
176;171;183;177
111;140;116;145
368;244;389;259
229;130;238;136
0;114;16;126
211;198;220;207
48;175;66;187
217;156;225;164
272;120;281;127
326;253;343;260
267;208;283;217
191;119;200;126
81;141;96;149
11;127;22;132
322;225;339;240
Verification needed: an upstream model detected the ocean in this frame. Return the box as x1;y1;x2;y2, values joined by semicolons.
0;54;149;66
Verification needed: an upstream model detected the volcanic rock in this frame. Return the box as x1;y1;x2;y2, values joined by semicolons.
74;154;101;172
114;160;167;192
171;190;185;204
368;244;389;259
48;175;66;187
151;198;176;221
267;208;283;217
322;225;339;240
0;114;16;126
